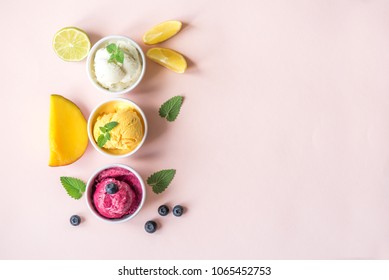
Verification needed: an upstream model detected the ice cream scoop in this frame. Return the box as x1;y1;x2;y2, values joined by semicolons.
94;50;126;87
93;105;143;151
86;164;145;223
86;36;146;94
87;98;148;158
94;40;142;91
93;178;136;219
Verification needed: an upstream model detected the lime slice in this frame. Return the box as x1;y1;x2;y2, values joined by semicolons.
52;27;91;62
146;48;187;73
143;20;182;45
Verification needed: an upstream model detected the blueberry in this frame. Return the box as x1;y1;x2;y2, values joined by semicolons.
145;220;157;233
173;205;184;217
70;215;81;226
106;183;118;194
158;205;169;216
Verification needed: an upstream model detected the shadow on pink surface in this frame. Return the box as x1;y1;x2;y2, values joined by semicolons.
87;32;103;46
132;60;164;95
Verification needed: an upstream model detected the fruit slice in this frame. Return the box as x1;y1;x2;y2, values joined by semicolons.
143;20;182;45
146;48;187;73
49;95;88;166
52;27;91;61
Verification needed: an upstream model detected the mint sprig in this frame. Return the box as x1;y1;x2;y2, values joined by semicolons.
159;96;183;122
147;169;176;194
106;43;124;64
97;121;118;148
60;177;86;200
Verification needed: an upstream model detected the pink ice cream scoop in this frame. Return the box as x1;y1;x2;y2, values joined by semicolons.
93;178;135;218
87;166;144;222
92;167;143;219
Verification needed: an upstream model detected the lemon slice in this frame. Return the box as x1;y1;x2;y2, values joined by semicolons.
143;20;182;45
147;48;187;73
52;27;91;61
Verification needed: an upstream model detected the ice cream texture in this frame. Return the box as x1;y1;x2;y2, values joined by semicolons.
93;167;143;219
94;40;142;91
93;104;144;152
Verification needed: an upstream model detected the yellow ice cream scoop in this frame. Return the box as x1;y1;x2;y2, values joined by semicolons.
93;106;144;152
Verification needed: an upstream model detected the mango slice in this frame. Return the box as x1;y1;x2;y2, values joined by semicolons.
143;20;182;45
49;94;88;166
146;48;187;73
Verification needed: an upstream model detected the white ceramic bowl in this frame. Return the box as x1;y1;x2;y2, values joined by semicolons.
86;35;146;95
86;163;146;223
87;98;148;158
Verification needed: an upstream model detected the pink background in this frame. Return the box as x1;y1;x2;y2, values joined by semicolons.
1;0;389;259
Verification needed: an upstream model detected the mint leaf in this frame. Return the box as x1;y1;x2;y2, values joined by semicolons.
106;44;124;64
159;96;183;122
106;43;117;53
97;134;108;148
116;50;124;64
108;55;115;63
60;177;86;200
147;169;176;194
96;121;118;147
105;121;118;131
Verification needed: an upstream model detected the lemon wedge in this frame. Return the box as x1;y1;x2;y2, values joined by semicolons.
52;27;91;61
143;20;182;45
147;48;187;73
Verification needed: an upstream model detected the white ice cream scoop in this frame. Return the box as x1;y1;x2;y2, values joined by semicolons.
94;48;126;88
86;35;146;94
